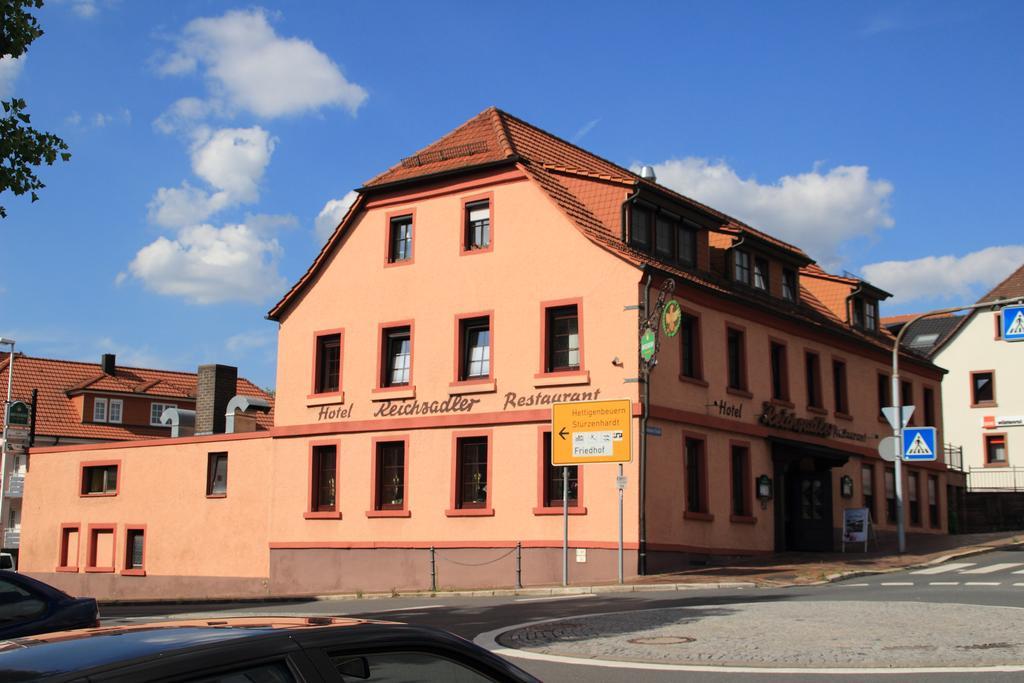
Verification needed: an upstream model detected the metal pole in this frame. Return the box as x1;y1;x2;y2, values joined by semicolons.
890;295;1023;554
617;463;624;584
562;467;568;587
515;542;522;590
891;371;906;554
429;546;436;592
0;341;14;549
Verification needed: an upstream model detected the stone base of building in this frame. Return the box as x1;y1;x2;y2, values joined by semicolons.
29;546;641;602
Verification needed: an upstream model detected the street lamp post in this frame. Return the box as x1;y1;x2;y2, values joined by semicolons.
0;337;15;551
890;297;1022;553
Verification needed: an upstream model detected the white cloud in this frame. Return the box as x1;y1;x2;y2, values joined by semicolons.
0;56;24;99
153;97;211;134
641;158;894;264
71;0;98;18
94;337;166;370
314;191;358;241
226;329;275;353
65;111;82;126
114;272;127;286
861;245;1024;305
148;126;275;228
158;8;367;120
128;222;286;304
93;112;112;127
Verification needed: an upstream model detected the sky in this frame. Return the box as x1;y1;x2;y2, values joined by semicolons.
1;1;1022;389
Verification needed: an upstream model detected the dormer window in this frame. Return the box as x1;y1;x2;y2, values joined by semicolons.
734;250;751;285
678;220;697;266
630;206;652;251
852;298;879;331
655;215;675;260
753;257;769;291
782;269;798;302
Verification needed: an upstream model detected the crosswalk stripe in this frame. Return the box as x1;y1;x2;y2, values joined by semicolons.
960;563;1023;574
910;562;975;575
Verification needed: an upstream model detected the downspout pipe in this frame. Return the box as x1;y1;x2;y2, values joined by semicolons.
845;283;864;326
638;270;652;576
620;186;641;243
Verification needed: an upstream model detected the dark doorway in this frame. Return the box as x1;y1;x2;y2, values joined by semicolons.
771;438;849;552
785;467;833;551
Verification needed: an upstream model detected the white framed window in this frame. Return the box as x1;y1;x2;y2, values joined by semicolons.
150;402;177;426
93;398;108;423
108;399;123;424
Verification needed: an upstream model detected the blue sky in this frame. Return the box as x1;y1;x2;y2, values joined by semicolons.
1;1;1022;388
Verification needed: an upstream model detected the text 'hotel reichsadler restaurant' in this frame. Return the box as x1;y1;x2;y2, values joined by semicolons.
21;109;956;599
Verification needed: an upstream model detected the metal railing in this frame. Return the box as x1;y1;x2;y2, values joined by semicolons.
944;444;964;472
5;474;23;498
967;466;1024;492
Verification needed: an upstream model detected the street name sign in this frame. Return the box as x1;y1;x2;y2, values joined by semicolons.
552;398;632;465
902;427;937;461
882;406;915;431
1002;305;1024;342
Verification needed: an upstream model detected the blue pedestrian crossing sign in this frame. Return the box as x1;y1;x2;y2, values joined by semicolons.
1003;306;1024;342
902;427;937;461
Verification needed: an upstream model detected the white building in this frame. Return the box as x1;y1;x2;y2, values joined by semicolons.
889;264;1024;491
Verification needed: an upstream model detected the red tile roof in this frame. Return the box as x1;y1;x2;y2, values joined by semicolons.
977;262;1024;303
0;354;274;441
267;108;932;367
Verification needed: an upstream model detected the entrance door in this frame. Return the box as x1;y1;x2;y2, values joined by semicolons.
785;469;834;551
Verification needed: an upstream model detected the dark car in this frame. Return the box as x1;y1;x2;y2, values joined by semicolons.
0;616;541;682
0;571;98;640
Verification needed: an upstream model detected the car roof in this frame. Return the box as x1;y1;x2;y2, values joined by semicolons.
0;617;373;679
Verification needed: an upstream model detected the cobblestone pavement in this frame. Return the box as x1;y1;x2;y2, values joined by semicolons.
498;601;1024;667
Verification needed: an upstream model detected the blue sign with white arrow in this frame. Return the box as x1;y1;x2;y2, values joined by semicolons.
1002;305;1024;342
902;427;937;461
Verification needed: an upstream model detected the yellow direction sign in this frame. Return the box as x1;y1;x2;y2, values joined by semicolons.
551;399;633;465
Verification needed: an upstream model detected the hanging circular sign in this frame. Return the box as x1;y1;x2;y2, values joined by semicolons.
662;299;682;337
640;327;657;362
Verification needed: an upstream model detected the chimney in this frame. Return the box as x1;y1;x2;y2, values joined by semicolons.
639;165;657;182
101;353;116;375
195;364;237;435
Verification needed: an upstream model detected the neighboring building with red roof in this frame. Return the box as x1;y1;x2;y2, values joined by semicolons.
888;263;1024;492
18;109;959;600
0;352;273;560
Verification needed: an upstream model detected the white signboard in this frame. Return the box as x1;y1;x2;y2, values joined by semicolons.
983;415;1024;429
571;430;619;457
843;508;870;544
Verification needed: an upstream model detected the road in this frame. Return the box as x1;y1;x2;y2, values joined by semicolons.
102;548;1024;682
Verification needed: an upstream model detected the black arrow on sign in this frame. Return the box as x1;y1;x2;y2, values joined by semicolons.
558;427;569;440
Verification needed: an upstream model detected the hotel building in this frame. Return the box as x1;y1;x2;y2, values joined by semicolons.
19;109;954;599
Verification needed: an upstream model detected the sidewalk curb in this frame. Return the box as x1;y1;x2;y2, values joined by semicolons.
97;541;1022;607
99;581;758;608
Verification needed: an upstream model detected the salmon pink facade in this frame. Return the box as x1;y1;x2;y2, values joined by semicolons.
19;109;956;599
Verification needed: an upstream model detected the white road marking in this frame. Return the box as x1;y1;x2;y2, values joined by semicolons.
960;563;1023;574
929;582;959;586
910;562;975;575
880;582;914;586
360;604;446;614
965;582;1001;586
1014;583;1024;587
515;594;596;603
839;583;869;587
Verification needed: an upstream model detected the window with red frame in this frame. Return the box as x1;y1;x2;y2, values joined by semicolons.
456;437;488;509
731;445;751;517
546;305;579;372
125;529;145;571
832;359;849;414
986;434;1007;465
685;437;707;514
314;333;341;394
311;445;337;512
375;441;405;510
81;464;117;495
542;433;578;507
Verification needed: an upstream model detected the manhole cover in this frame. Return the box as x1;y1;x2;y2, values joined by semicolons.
628;636;696;645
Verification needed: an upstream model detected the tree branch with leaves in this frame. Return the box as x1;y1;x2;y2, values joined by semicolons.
0;0;71;218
